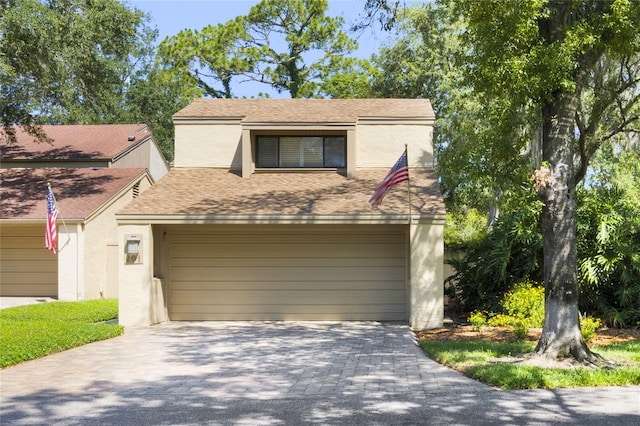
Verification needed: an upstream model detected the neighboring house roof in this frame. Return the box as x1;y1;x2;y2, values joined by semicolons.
1;124;152;161
173;98;435;123
117;169;445;219
1;168;147;220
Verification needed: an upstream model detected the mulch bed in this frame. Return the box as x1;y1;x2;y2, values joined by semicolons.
415;321;640;345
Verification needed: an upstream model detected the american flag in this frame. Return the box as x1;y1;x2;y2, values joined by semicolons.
45;186;59;254
369;149;409;208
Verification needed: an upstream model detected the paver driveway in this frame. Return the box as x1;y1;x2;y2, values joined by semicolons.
1;321;639;425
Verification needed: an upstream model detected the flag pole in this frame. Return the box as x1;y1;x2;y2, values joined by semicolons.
47;182;71;251
405;144;413;225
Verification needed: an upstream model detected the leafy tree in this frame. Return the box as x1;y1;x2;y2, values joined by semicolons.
157;0;360;98
0;0;144;141
1;0;194;158
366;0;640;362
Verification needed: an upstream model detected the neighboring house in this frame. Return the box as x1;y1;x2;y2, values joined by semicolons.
0;167;153;299
117;99;446;329
1;124;169;182
0;124;166;300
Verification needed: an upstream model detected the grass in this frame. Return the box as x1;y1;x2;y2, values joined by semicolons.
0;299;124;368
420;339;640;390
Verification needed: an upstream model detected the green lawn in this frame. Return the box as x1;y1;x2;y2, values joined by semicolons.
0;299;124;368
420;339;640;390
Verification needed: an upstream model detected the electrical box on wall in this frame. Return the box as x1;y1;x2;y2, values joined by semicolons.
124;234;142;264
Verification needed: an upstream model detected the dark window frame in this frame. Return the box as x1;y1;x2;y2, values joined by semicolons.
256;135;346;168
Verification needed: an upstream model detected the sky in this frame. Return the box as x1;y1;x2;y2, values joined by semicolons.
127;0;399;97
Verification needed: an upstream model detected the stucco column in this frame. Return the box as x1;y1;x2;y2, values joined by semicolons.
409;221;444;330
346;128;356;178
57;223;83;301
118;224;154;327
241;128;252;178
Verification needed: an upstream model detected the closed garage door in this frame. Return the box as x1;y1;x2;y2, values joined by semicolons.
0;225;57;297
167;225;407;321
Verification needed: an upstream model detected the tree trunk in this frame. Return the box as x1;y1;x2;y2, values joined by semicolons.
534;90;600;363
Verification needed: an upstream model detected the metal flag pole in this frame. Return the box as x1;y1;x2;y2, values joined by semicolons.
405;144;413;225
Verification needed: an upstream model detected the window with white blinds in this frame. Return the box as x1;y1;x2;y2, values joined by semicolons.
256;136;345;168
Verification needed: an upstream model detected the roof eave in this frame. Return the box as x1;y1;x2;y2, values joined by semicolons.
116;213;446;225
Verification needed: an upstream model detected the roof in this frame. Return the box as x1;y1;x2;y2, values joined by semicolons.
117;169;445;220
1;124;151;161
173;98;435;123
0;168;147;220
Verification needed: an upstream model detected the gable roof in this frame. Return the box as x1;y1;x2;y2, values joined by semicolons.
173;99;435;123
117;168;444;221
1;124;152;161
0;168;148;221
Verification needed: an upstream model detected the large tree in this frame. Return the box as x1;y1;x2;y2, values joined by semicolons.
456;0;640;362
1;0;194;158
366;0;640;362
157;0;360;98
0;0;142;140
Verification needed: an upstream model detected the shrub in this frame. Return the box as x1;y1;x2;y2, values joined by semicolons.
468;310;487;332
487;282;544;329
447;206;543;312
580;316;602;343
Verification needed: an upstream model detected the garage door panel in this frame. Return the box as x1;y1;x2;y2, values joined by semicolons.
170;305;406;321
171;280;405;291
1;260;57;273
171;289;406;305
170;233;404;245
171;243;404;259
168;225;407;321
170;266;406;281
0;248;53;261
171;256;405;268
0;225;57;297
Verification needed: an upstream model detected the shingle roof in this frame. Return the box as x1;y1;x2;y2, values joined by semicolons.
173;98;435;123
1;124;151;160
117;169;444;218
1;168;147;220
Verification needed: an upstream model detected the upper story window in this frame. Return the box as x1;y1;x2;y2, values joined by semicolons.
256;136;346;168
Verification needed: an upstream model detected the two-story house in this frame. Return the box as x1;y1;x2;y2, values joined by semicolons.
116;99;445;329
0;124;167;300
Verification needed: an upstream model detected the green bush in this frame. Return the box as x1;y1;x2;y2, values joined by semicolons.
487;282;545;329
468;310;487;332
447;206;543;312
580;316;602;343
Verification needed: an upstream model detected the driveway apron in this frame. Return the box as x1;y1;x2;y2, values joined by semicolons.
1;321;639;425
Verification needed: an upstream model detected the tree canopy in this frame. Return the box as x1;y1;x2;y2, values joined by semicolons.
367;0;640;362
156;0;362;98
0;0;195;158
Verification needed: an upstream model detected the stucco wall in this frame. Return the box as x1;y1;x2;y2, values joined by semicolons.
118;224;155;327
83;177;153;299
111;140;168;182
58;224;83;301
356;124;433;169
174;123;242;169
409;220;444;330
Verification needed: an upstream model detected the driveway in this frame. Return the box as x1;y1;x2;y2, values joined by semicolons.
1;321;638;425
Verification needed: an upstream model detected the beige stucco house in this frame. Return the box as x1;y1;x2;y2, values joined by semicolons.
116;99;446;330
0;124;166;299
1;124;168;182
0;167;153;299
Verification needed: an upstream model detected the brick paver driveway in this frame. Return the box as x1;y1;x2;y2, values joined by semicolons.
1;321;638;425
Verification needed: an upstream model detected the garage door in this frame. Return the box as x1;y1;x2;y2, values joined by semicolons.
167;225;407;321
0;225;57;297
